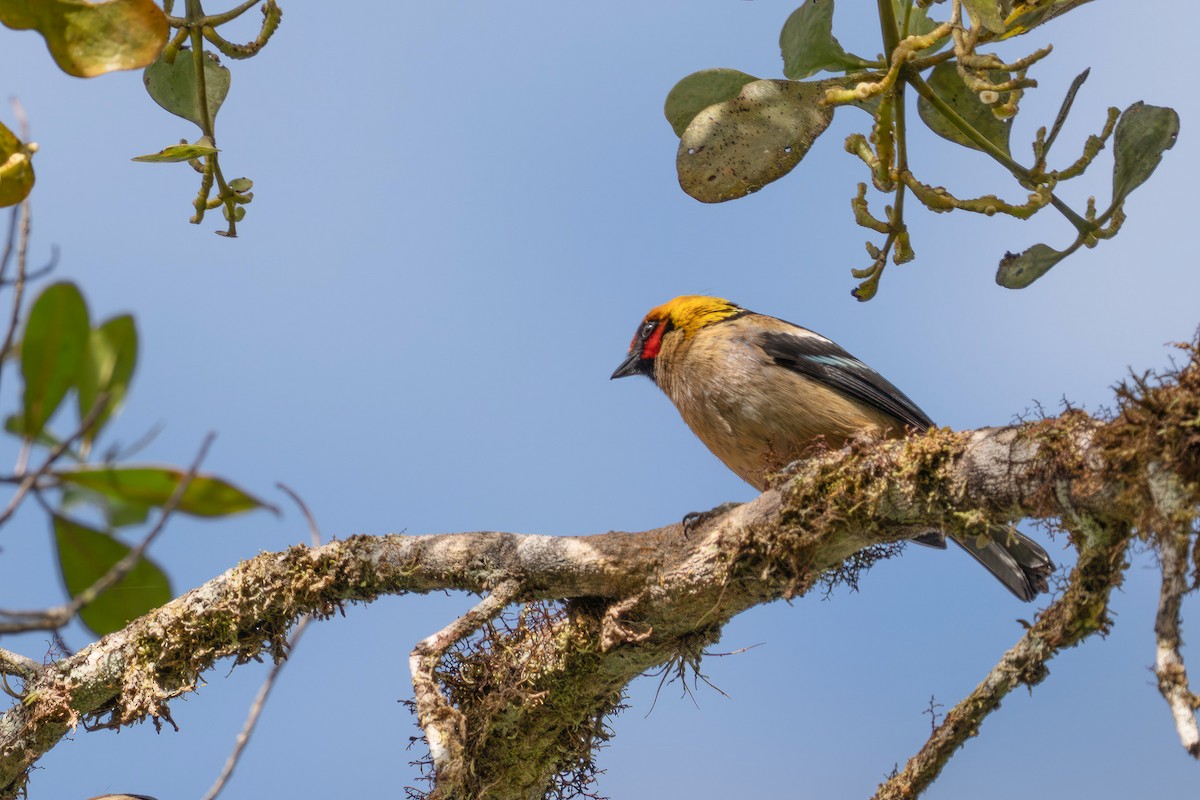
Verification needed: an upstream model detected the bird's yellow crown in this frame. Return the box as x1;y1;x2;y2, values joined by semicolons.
646;295;745;338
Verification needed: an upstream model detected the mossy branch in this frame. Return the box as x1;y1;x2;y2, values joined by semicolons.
3;337;1200;798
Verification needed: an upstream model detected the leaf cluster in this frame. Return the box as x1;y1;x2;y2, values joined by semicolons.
0;0;282;236
1;279;271;637
663;0;1180;298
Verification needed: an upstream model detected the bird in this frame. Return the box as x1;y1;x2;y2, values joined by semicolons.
611;294;1053;601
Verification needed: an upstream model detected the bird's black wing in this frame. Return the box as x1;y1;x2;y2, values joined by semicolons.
758;328;934;431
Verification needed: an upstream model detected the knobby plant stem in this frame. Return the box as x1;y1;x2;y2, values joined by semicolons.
904;70;1093;235
184;0;236;234
185;0;214;136
893;81;909;238
166;0;259;29
904;70;1024;175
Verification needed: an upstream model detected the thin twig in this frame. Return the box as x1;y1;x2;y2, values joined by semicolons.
0;392;111;532
201;483;324;800
276;483;322;549
0;432;213;634
873;530;1129;800
10;246;57;286
0;207;19;286
0;674;20;700
50;630;72;660
109;422;166;462
201;616;311;800
0;199;32;395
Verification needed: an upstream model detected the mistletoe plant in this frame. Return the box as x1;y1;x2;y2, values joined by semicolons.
664;0;1180;298
0;0;282;237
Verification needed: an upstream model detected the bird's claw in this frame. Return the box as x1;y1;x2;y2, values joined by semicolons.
681;502;743;537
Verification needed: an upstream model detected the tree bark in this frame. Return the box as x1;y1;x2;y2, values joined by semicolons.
2;343;1198;799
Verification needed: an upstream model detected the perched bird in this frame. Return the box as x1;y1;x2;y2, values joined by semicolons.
611;295;1053;601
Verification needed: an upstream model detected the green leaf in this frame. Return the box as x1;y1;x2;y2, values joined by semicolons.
56;465;274;518
961;0;1007;33
677;79;836;204
1111;102;1179;206
54;515;170;636
20;282;90;439
131;137;218;163
664;69;760;138
5;413;70;453
142;48;231;128
62;484;152;528
779;0;873;80
996;243;1067;288
916;61;1012;156
77;314;138;449
1040;67;1089;160
0;0;167;78
227;176;253;193
0;120;35;207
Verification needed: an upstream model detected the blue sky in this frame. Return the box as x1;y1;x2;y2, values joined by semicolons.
1;2;1196;797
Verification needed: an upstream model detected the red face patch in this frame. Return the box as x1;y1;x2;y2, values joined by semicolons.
640;320;666;360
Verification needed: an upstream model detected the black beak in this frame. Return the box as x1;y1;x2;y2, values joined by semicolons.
611;350;650;380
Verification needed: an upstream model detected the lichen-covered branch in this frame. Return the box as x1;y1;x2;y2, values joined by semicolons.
2;340;1198;799
411;579;522;795
1154;528;1200;757
873;521;1129;800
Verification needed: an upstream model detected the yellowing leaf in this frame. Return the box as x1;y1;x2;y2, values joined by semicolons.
132;138;219;163
0;120;35;206
56;465;274;518
1000;0;1095;39
0;0;167;78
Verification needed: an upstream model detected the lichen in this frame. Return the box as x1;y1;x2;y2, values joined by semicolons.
413;601;625;800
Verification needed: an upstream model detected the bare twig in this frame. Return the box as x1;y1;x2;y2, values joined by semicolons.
0;392;110;533
872;528;1129;800
107;422;165;462
923;695;944;733
49;631;72;660
0;430;211;634
201;484;324;800
276;483;322;549
200;616;311;800
0;207;19;286
0;199;32;393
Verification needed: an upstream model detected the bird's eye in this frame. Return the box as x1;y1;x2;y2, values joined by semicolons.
641;320;659;338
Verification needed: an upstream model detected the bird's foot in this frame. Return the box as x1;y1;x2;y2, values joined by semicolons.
681;501;743;537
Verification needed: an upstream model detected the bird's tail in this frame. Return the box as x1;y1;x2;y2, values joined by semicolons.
951;525;1054;602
